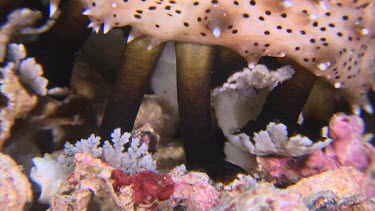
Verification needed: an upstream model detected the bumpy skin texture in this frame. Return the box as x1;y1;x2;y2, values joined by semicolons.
78;0;375;106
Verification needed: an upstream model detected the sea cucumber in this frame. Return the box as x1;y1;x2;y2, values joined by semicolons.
78;0;375;108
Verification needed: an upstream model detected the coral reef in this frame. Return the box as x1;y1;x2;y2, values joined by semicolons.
0;1;374;210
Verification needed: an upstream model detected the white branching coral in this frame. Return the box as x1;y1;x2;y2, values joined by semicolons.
212;64;294;96
31;128;157;203
228;122;332;157
103;129;156;174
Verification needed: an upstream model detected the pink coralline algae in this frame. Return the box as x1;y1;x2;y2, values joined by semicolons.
169;169;220;211
326;113;374;171
289;167;372;199
257;113;375;183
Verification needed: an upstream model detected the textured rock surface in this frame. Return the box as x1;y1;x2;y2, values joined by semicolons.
0;152;32;210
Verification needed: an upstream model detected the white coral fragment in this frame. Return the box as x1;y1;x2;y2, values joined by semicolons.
228;122;332;157
30;154;67;204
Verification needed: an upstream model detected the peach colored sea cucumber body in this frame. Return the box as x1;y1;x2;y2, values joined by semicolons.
78;0;375;106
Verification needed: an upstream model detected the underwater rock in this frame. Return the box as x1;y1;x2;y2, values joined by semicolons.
303;190;375;211
289;167;370;199
216;182;308;211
